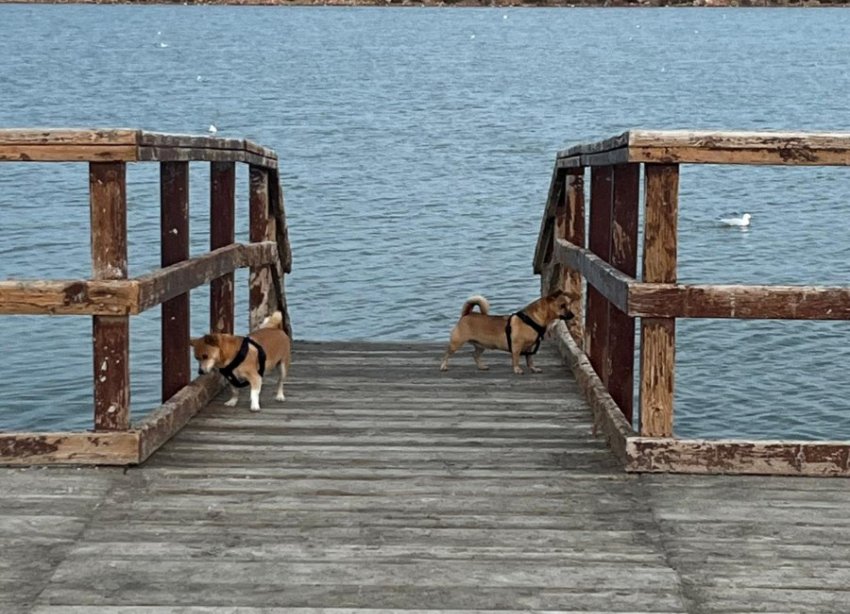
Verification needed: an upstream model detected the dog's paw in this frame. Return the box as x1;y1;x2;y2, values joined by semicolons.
513;367;524;375
224;398;238;407
530;367;543;374
250;406;261;412
439;363;449;372
275;393;286;402
476;365;490;371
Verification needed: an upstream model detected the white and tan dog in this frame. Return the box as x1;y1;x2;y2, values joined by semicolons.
191;311;291;412
440;291;573;375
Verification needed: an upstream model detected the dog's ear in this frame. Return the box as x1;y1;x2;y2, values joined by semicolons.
203;334;219;346
189;337;198;348
545;289;566;299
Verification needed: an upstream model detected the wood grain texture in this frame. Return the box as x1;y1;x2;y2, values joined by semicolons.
585;166;613;379
561;169;585;342
0;280;137;315
249;165;274;330
0;130;278;166
210;161;236;334
532;165;563;275
557;129;850;167
5;342;850;613
89;162;130;432
0;432;138;465
627;438;850;476
606;164;639;424
628;283;850;320
553;239;631;314
135;243;277;313
160;161;190;403
639;164;679;438
137;374;223;463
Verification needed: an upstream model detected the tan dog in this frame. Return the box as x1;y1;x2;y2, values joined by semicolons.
190;311;291;412
440;291;573;375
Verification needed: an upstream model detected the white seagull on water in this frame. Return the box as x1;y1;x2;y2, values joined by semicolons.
719;213;752;227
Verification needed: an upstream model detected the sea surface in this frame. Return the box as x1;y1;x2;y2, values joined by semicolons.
1;5;850;439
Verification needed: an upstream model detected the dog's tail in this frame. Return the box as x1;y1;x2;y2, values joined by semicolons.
461;295;490;317
260;311;283;329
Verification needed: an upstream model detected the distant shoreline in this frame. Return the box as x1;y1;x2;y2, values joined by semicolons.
1;0;847;6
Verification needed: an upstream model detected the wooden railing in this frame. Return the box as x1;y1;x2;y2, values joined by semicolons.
0;129;291;465
535;130;850;476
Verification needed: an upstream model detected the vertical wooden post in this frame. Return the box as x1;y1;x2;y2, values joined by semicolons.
160;161;190;402
249;165;275;330
558;167;585;342
90;162;130;431
585;166;613;381
607;164;639;424
268;168;292;338
639;163;679;437
210;161;235;334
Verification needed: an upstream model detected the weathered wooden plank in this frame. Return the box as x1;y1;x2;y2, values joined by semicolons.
269;168;292;337
629;283;850;320
550;322;633;466
210;161;236;334
89;161;130;432
0;129;139;162
627;438;850;476
606;164;639;424
639;163;678;438
0;128;139;146
138;146;276;169
160;161;190;403
137;374;223;464
586;166;613;379
637;319;676;438
0;280;137;315
249;165;274;330
135;242;277;314
0;145;139;163
557;130;850;167
532;165;563;275
0;432;138;465
553;240;630;315
630;145;850;166
562;168;585;342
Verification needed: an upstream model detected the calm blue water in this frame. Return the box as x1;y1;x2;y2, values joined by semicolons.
1;5;850;439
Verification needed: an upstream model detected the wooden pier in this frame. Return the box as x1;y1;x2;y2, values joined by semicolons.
5;342;850;613
5;129;850;611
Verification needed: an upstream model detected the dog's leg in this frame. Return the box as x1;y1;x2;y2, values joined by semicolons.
511;348;524;375
224;385;239;407
525;353;543;374
440;335;463;371
248;374;263;412
276;362;287;402
472;343;489;371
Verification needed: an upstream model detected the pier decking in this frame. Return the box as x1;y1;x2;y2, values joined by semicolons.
4;342;850;613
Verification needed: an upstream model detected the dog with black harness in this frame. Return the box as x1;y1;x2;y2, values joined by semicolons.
439;291;574;375
191;311;291;412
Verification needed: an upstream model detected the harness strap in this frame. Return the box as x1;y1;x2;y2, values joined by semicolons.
505;311;547;357
219;337;266;388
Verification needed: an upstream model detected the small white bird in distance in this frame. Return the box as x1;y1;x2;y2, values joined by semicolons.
719;213;751;227
208;124;218;134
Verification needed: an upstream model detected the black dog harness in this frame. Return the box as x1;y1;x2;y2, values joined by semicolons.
505;311;547;357
219;337;266;388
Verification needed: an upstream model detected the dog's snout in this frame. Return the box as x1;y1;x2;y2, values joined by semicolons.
197;368;204;376
560;311;575;322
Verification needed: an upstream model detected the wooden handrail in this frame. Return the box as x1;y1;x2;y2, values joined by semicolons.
0;128;290;465
536;128;850;476
556;129;850;167
0;129;278;167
